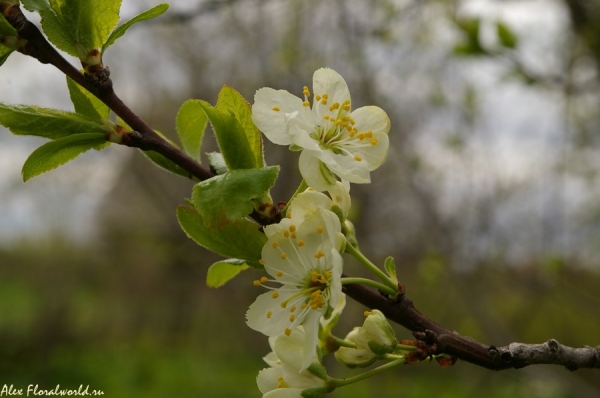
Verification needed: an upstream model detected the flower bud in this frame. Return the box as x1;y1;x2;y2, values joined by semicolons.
334;328;378;368
356;310;397;355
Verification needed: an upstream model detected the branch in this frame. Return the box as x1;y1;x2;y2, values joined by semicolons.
1;3;214;182
342;282;600;371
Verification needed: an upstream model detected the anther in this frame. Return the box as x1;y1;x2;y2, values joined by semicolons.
289;314;296;322
272;292;279;299
370;138;378;146
297;239;305;247
253;280;261;286
280;253;287;260
289;225;296;232
260;276;269;283
272;242;279;249
314;250;325;259
354;155;362;161
290;305;296;312
303;101;310;107
259;259;265;265
364;311;372;317
277;271;283;277
284;328;292;336
317;226;324;233
267;311;272;318
283;231;290;238
272;106;280;112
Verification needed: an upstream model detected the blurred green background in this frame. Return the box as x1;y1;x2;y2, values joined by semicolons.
1;0;600;397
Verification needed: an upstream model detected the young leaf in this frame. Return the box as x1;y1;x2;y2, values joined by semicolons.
142;150;191;178
176;99;207;162
22;0;122;57
496;21;518;49
192;166;279;230
102;3;169;53
22;133;109;181
206;259;250;288
0;48;12;67
66;77;110;119
0;12;17;36
384;256;398;285
176;205;266;267
0;103;112;139
200;100;257;170
216;85;264;168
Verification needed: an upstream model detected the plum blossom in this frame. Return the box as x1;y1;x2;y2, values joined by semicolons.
252;68;390;191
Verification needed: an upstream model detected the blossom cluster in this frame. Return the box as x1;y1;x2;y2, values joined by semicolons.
247;68;393;397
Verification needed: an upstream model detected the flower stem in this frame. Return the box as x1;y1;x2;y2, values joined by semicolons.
341;277;397;296
329;334;356;349
282;179;308;216
331;357;407;388
344;242;397;292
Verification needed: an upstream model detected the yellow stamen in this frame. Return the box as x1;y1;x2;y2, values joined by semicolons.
367;131;373;138
267;311;272;318
253;280;261;286
314;250;325;259
289;225;296;232
284;328;292;336
272;242;279;249
315;95;321;101
321;99;327;105
343;105;350;111
303;86;310;97
277;271;283;277
283;231;289;238
259;259;265;265
370;138;378;146
272;292;279;299
289;314;295;322
303;100;310;107
354;155;362;161
364;311;372;317
272;106;280;111
260;276;269;283
297;239;305;247
323;93;329;99
317;226;324;234
280;253;287;260
290;305;296;312
323;115;330;120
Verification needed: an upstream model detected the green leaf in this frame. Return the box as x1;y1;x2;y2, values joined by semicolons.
21;0;52;12
384;256;398;285
496;21;518;49
0;48;12;67
140;128;191;178
0;103;112;139
142;150;191;178
206;259;250;288
176;205;266;267
200;96;257;170
66;76;110;119
22;133;108;181
192;167;279;230
24;0;122;57
453;18;485;57
102;3;169;52
0;12;17;36
216;85;264;168
176;99;207;162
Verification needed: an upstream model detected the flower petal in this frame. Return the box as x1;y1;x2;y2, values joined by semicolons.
299;150;337;191
351;106;391;135
253;88;305;145
320;151;371;184
312;68;351;111
257;367;283;394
